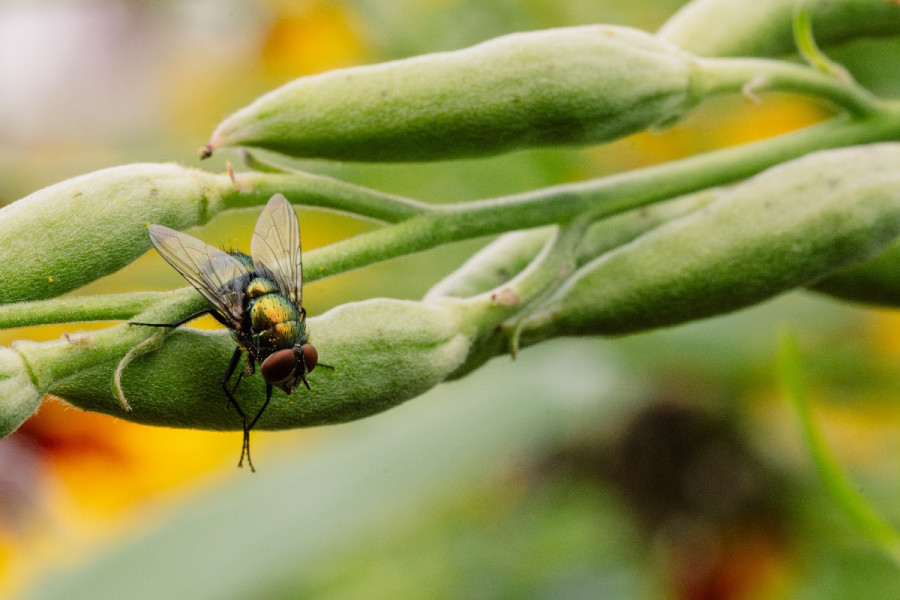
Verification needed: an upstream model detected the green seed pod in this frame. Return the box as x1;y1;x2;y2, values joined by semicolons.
0;163;233;304
523;143;900;338
425;190;716;300
10;297;475;431
0;163;426;305
659;0;900;57
203;26;702;162
425;228;553;301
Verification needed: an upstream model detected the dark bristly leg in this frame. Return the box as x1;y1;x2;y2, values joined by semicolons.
226;352;248;413
128;308;228;329
221;347;254;472
221;347;247;416
241;382;272;473
241;428;254;473
229;369;245;399
248;383;273;431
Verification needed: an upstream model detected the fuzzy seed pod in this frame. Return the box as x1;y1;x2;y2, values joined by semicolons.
203;26;702;162
659;0;900;57
425;190;716;301
10;297;475;431
0;164;234;304
524;143;900;338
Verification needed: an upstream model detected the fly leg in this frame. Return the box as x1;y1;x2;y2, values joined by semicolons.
247;382;273;431
132;310;254;470
242;383;273;473
305;362;335;390
221;347;254;472
221;347;248;416
128;308;230;329
227;369;245;410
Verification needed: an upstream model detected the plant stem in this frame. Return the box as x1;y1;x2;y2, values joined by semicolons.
792;2;854;84
779;331;900;567
696;57;879;116
7;105;900;329
304;108;900;282
0;292;166;329
226;170;429;223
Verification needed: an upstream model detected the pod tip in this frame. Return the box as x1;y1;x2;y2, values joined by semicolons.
199;143;214;159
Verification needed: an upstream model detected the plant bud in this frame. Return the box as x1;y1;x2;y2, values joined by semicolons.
424;228;553;301
523;144;900;338
203;26;702;162
11;298;475;431
0;164;233;304
426;190;716;300
659;0;900;57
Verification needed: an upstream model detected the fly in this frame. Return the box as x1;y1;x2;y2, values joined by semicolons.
130;193;329;472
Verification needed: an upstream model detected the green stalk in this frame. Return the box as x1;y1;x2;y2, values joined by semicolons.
695;56;877;115
3;106;898;328
779;331;900;567
0;292;165;329
6;142;900;437
305;109;900;281
792;2;850;80
231;170;429;223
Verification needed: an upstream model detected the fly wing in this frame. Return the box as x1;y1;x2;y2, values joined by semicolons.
250;194;303;307
148;225;250;328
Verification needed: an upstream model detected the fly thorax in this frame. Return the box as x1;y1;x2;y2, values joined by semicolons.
245;277;279;299
255;320;306;355
250;292;299;331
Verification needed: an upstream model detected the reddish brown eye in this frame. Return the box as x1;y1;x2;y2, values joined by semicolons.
302;343;318;373
261;348;296;384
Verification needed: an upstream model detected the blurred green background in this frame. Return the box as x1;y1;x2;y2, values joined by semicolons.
2;1;900;598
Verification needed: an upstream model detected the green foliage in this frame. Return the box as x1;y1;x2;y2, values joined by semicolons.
779;331;900;567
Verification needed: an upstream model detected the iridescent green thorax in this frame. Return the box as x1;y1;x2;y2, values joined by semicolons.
246;276;279;299
245;276;306;356
253;319;307;356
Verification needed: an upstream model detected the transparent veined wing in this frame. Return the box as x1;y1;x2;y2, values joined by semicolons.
148;225;250;328
250;194;303;307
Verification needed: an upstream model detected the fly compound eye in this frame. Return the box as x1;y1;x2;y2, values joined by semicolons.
261;348;297;384
302;343;318;373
